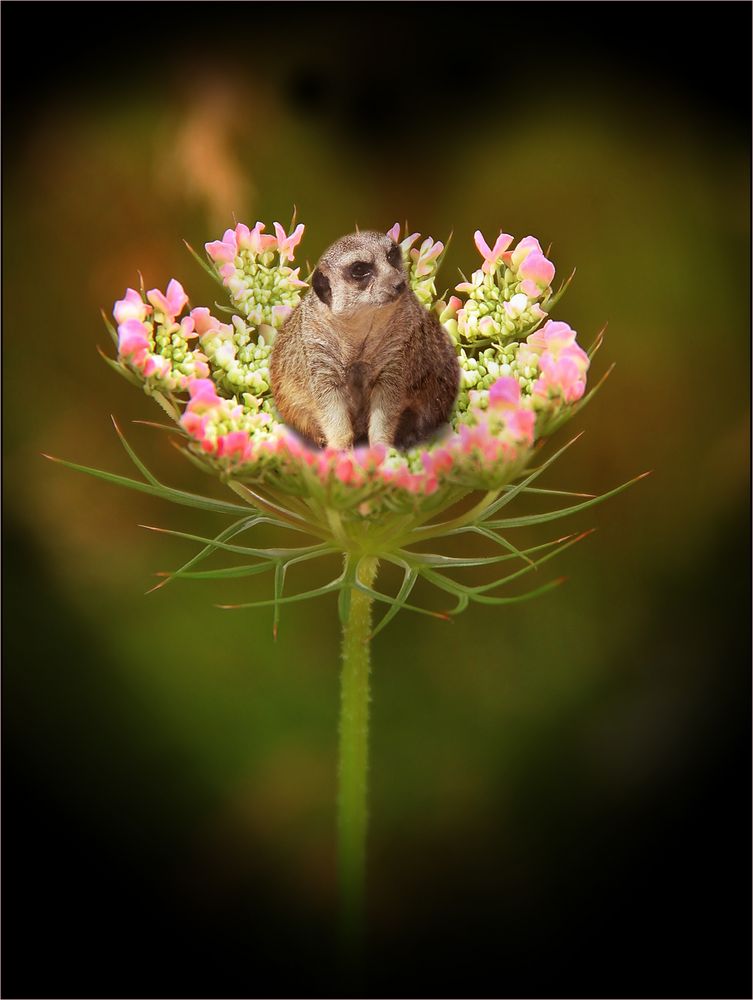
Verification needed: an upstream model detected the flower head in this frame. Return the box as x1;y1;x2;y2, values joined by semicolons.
66;211;632;642
204;219;308;327
114;284;208;389
453;230;557;347
105;219;593;536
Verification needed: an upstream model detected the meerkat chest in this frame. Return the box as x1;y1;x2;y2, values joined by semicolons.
337;320;397;430
340;336;377;375
338;314;400;376
342;340;379;411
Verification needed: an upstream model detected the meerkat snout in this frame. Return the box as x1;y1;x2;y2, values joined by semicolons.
270;230;460;452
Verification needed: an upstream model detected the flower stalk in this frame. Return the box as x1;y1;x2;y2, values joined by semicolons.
337;554;379;957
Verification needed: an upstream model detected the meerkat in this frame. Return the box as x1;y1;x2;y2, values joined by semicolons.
269;230;460;451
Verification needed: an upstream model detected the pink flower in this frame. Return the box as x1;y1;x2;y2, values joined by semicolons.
480;380;536;448
387;223;422;254
118;319;150;363
411;238;444;277
455;270;484;295
440;295;463;320
180;379;229;442
218;431;252;460
506;408;536;445
559;343;589;375
488;376;522;410
533;353;587;404
286;267;309;289
430;448;453;475
271;304;293;325
518;251;555;298
146;279;189;322
118;318;176;381
418;451;447;494
181;411;209;438
386;223;421;254
390;467;423;494
273;222;305;262
177;315;198;340
205;228;237;264
142;355;170;379
353;444;386;471
187;377;221;408
527;320;571;355
281;433;305;459
335;457;354;484
458;422;485;454
507;236;542;269
474;230;514;274
189;307;222;336
205;229;238;279
192;355;211;379
527;321;588;369
526;321;589;403
114;288;149;325
236;221;277;255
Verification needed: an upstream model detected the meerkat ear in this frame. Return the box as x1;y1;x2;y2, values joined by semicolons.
312;267;332;307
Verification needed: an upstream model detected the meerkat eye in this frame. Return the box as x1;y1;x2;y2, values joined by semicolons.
349;261;372;280
387;246;401;267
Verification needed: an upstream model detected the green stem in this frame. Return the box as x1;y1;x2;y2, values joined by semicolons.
337;554;379;959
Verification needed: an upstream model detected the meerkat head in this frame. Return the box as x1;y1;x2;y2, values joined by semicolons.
311;231;407;319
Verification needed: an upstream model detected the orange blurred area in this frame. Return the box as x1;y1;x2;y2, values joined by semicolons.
3;6;750;997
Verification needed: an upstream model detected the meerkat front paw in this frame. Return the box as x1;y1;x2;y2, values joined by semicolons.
328;434;353;451
317;394;353;451
368;432;393;448
368;401;397;449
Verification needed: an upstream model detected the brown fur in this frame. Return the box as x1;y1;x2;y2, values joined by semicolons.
269;230;460;450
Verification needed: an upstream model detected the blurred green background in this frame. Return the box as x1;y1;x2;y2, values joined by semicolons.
3;5;750;997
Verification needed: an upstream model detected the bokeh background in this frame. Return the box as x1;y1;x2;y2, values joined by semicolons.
3;5;750;998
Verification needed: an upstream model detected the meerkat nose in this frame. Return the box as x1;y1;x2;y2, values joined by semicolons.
393;281;406;295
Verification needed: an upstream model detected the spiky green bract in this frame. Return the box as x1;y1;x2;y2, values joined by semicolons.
45;422;646;638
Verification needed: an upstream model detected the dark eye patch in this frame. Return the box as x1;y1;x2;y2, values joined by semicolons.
387;246;401;267
349;261;372;280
